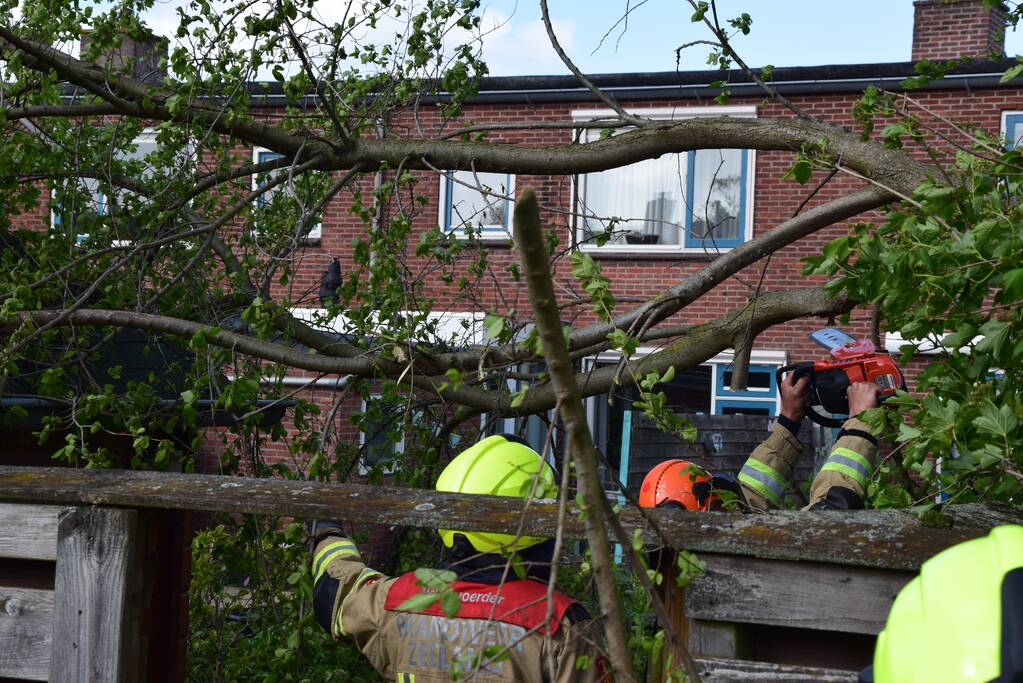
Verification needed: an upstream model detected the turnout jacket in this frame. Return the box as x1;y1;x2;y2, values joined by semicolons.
312;536;609;682
737;416;879;510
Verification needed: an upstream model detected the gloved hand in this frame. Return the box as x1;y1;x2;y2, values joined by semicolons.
308;519;346;545
779;373;811;423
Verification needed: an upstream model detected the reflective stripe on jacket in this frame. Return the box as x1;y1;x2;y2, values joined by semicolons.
738;417;879;510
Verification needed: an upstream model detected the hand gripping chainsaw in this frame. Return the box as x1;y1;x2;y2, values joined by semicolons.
774;328;906;427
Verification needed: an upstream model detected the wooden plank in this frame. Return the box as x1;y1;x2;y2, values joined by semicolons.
50;506;137;683
688;621;740;659
687;554;913;634
0;587;53;681
0;504;59;561
0;466;1018;570
695;657;857;682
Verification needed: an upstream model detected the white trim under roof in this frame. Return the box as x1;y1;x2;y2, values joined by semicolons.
884;331;982;355
291;308;488;346
571;105;758;120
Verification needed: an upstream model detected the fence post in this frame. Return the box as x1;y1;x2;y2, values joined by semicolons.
49;506;137;683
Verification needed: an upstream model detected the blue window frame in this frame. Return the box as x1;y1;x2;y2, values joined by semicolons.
684;149;750;249
441;170;514;238
1004;112;1023;149
715;399;773;416
715;362;777;398
577;133;752;252
713;363;778;416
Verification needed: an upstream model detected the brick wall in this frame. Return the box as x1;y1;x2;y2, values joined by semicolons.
912;0;1006;61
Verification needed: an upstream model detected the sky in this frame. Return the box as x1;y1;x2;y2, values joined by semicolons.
464;0;1023;76
137;0;1023;78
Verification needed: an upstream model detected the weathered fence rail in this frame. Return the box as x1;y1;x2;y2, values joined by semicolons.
0;465;1020;682
0;465;1017;569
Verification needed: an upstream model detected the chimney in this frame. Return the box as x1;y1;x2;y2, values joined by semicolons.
912;0;1007;62
80;27;167;84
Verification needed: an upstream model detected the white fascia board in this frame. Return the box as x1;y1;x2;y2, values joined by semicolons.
571;105;757;121
589;347;785;366
884;331;982;356
291;308;488;346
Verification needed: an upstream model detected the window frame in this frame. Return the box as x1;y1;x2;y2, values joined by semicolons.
1001;111;1023;149
358;394;406;476
437;169;516;240
251;146;322;242
572;105;757;255
51;128;164;245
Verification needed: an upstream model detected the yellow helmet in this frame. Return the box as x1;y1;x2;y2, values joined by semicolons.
435;435;558;555
866;524;1023;683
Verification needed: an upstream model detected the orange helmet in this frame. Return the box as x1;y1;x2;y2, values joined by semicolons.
639;459;714;511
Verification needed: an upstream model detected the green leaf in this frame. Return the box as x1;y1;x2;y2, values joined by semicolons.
414;567;457;590
690;1;709;22
510;386;528;408
1001;268;1023;299
974;403;1018;438
484;312;505;340
1000;62;1023;83
785;158;812;184
395;591;440;612
976;320;1011;359
440;589;462;617
896;423;922;442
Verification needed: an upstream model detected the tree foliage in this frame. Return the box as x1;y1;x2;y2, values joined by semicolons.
1;0;1023;679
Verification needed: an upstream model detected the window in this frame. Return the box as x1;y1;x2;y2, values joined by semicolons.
438;170;514;238
1002;111;1023;149
574;107;755;253
252;147;322;241
51;129;161;244
359;396;405;474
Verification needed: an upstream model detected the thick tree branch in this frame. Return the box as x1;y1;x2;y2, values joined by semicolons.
0;284;851;417
565;184;890;352
514;187;636;682
0;27;933;192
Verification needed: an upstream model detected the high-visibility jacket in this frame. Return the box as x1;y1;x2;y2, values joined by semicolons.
737;416;878;510
312;535;610;682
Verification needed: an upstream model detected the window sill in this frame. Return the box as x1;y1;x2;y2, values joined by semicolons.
582;248;728;261
442;230;513;242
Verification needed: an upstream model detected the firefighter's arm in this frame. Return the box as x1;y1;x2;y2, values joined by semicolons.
806;383;881;509
737;374;808;510
309;521;385;641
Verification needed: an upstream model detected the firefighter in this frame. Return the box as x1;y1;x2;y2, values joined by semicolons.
859;524;1023;683
310;434;609;682
638;375;881;511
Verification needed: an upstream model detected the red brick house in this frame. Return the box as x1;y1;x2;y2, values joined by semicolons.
20;1;1022;489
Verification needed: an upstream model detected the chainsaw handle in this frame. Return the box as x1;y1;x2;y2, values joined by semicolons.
776;363;848;428
775;363;813;386
805;406;847;428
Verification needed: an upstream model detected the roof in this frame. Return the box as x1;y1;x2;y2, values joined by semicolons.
245;58;1023;106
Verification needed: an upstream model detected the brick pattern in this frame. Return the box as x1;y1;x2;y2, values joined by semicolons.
912;0;1006;61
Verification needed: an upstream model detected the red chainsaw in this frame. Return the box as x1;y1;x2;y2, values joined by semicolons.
775;328;906;427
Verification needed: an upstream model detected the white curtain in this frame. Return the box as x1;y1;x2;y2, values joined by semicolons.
582;151;684;245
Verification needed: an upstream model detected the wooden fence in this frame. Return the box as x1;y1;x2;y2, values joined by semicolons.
0;465;1019;682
